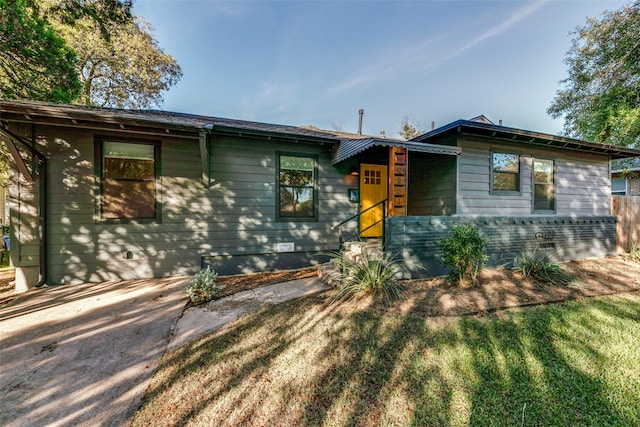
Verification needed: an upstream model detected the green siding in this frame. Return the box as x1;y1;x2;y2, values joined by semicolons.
37;126;351;284
457;135;611;216
407;153;456;215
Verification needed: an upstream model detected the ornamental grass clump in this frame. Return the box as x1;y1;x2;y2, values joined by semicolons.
516;249;576;286
437;224;489;286
329;250;403;303
186;266;224;304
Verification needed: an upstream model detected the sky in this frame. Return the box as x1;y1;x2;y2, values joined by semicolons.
134;0;624;138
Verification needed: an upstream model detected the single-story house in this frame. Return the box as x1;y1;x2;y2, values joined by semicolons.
2;99;640;291
611;157;640;195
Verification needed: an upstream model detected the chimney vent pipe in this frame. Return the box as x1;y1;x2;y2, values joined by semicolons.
358;109;364;135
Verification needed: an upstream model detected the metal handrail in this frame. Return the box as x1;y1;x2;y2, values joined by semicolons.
332;198;388;247
331;198;388;230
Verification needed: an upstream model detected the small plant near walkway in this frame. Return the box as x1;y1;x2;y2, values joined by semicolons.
516;249;576;286
329;250;403;302
186;266;224;304
437;224;489;285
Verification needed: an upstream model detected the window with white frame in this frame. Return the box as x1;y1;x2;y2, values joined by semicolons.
611;177;627;195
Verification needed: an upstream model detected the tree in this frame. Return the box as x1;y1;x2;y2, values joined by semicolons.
0;0;81;102
45;0;133;40
40;0;182;109
398;115;424;140
1;0;181;108
548;2;640;148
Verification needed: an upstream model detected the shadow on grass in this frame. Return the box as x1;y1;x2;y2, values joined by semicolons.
134;292;640;426
459;297;639;425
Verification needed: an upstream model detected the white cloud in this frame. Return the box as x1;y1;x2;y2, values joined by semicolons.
329;0;549;93
443;0;548;61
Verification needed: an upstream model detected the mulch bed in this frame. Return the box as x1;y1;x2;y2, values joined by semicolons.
216;267;318;298
373;255;640;319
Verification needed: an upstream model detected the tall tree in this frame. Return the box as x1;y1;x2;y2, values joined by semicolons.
399;115;424;140
41;0;182;109
0;0;81;102
46;0;133;39
548;2;640;148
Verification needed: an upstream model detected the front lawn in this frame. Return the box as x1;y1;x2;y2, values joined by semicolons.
133;292;640;426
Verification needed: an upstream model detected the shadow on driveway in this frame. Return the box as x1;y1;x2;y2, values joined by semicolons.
0;277;189;427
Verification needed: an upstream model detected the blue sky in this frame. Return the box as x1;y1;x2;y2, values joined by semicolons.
134;0;623;138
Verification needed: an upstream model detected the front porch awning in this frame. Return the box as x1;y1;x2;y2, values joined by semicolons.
331;138;461;165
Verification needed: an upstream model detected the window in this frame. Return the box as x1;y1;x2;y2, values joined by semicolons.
99;140;158;220
363;168;381;185
612;177;627;195
492;152;520;192
278;154;317;220
533;159;555;212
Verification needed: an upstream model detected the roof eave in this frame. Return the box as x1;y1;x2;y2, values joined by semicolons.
412;120;640;160
209;124;337;144
0;102;210;139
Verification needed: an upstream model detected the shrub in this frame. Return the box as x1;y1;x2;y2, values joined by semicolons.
329;250;403;302
186;266;224;304
516;250;576;286
437;224;489;285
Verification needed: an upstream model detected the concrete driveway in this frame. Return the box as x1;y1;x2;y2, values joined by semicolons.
0;276;189;427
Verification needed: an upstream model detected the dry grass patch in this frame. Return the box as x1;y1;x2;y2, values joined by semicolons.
133;258;640;426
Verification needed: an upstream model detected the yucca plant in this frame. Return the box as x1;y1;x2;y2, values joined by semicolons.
328;250;404;303
516;250;576;286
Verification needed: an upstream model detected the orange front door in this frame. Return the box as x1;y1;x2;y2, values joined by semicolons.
359;164;388;237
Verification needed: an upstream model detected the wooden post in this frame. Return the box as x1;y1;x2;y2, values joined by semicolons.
388;146;407;217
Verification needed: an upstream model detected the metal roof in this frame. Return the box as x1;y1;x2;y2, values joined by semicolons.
412;119;640;160
612;157;640;173
331;138;461;165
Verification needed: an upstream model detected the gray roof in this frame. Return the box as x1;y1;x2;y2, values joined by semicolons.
612;157;640;173
412;119;640;160
0;99;369;142
5;100;638;160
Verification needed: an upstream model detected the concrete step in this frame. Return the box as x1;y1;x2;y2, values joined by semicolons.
318;239;385;287
343;239;383;255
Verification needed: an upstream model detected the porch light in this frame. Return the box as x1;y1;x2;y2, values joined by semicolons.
349;165;359;176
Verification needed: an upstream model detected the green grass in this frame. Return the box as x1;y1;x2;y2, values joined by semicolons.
134;293;640;426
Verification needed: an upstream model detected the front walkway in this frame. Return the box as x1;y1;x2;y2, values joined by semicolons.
169;277;330;351
0;277;189;427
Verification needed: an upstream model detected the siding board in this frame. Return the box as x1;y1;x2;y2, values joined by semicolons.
408;153;456;215
386;215;617;279
457;135;612;216
39;127;349;283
